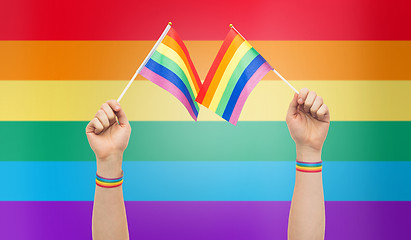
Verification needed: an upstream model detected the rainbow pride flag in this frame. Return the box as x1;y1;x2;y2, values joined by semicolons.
196;27;273;125
140;25;201;120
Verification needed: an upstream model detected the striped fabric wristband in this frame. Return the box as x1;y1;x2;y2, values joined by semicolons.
296;161;322;173
96;172;124;188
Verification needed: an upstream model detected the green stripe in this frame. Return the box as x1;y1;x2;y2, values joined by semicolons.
0;121;409;162
151;50;196;102
215;48;259;116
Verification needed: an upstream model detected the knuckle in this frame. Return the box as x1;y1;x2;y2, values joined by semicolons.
310;107;316;113
96;109;104;116
106;99;116;106
299;88;309;97
101;103;109;109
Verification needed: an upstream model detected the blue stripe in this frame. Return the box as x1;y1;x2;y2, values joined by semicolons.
1;161;410;201
296;162;322;167
145;59;199;116
222;54;266;121
96;175;122;183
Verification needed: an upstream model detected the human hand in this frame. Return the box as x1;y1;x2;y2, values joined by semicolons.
286;88;330;162
86;100;131;177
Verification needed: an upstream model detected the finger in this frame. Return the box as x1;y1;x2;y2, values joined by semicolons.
310;96;323;117
115;105;129;127
101;103;116;125
105;100;129;125
303;91;317;113
86;118;104;135
297;88;309;105
316;104;330;122
95;109;110;129
105;100;129;126
106;100;121;112
287;93;299;116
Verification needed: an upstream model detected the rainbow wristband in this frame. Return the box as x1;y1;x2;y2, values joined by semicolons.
96;172;124;188
296;161;322;173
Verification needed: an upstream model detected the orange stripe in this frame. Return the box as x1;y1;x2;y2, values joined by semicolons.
162;35;199;93
201;35;244;107
166;27;202;92
0;41;410;81
196;29;238;103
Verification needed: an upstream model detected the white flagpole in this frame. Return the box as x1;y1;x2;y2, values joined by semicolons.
272;69;299;94
117;22;173;102
230;24;299;94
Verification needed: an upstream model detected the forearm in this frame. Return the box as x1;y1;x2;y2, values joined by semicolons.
288;149;325;240
92;156;129;240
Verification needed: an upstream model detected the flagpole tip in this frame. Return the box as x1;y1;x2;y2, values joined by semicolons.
168;22;172;26
229;24;233;28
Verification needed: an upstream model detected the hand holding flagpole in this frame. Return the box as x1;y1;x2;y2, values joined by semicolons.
117;22;173;102
230;24;299;94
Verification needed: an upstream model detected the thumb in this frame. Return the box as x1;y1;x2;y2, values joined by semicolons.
287;93;299;116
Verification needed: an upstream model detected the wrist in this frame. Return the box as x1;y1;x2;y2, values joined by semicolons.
296;145;322;163
96;154;123;178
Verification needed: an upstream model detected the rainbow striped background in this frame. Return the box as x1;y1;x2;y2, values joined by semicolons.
0;0;410;239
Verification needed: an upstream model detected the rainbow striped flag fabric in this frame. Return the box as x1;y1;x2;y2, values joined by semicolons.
196;27;273;125
140;26;202;120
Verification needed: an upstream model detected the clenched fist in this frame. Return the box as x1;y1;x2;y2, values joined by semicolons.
286;88;330;162
86;100;131;177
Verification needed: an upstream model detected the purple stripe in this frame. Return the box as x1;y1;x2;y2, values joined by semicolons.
0;201;409;240
140;67;197;120
229;62;272;125
297;160;323;164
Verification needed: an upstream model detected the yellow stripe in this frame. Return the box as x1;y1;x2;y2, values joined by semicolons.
0;80;410;121
202;35;244;107
296;166;322;171
156;43;196;97
96;179;123;186
208;41;253;112
162;35;200;93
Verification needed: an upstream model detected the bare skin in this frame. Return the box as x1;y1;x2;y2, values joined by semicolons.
86;100;131;240
86;88;329;240
286;88;330;240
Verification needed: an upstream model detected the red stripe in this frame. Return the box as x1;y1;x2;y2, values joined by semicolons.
96;182;123;188
1;0;410;40
296;169;322;173
196;29;237;103
167;27;202;91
